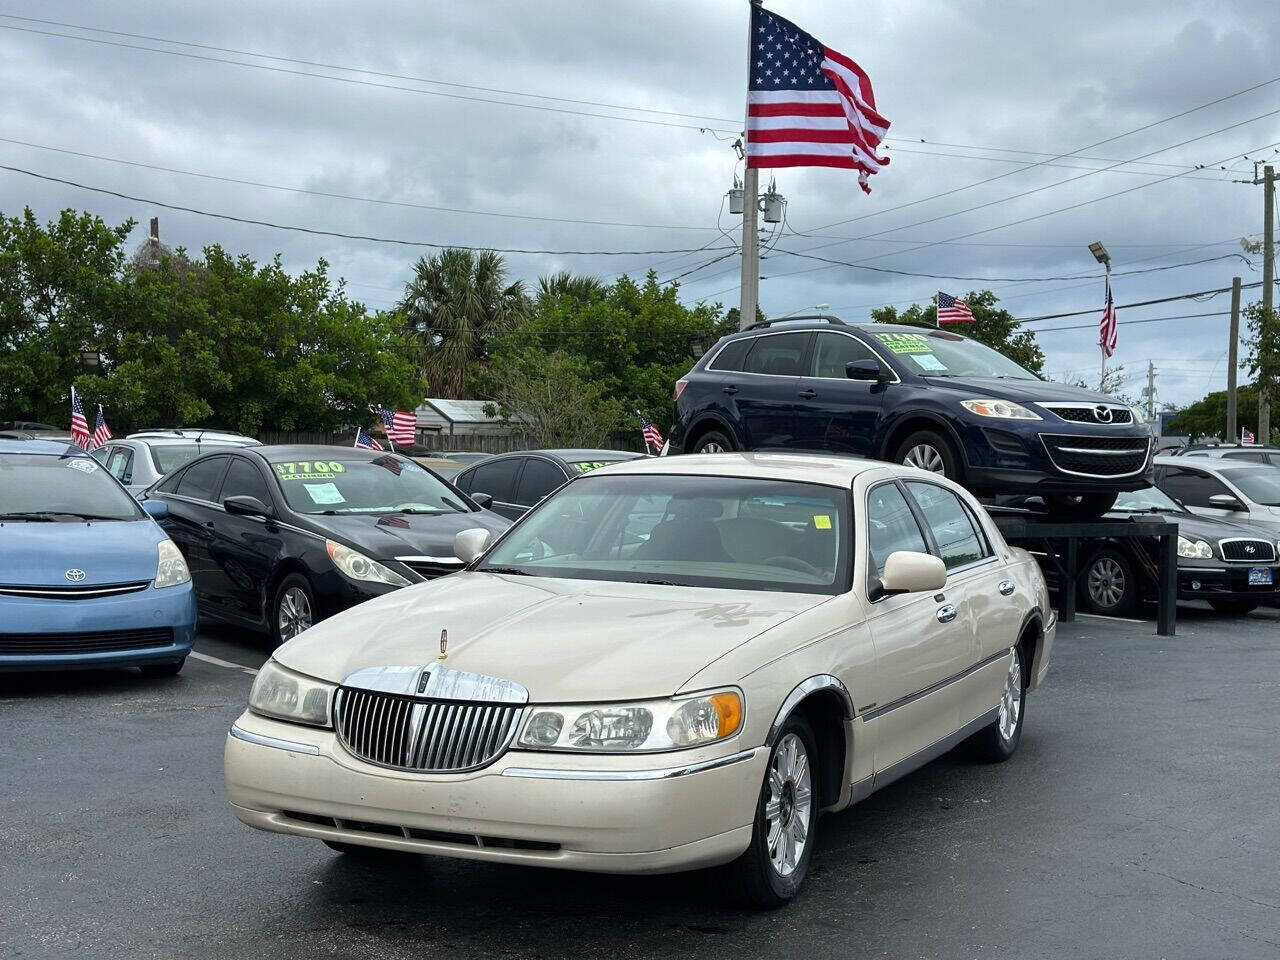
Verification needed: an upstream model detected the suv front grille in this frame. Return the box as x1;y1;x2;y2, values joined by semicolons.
334;687;523;772
1042;403;1134;425
1040;434;1151;477
1219;539;1277;563
0;627;173;656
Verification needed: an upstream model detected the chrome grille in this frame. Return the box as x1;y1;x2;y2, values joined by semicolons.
1219;539;1277;563
1040;434;1151;477
0;581;149;600
395;557;465;581
335;687;522;772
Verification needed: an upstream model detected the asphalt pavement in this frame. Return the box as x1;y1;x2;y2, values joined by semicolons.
3;605;1279;960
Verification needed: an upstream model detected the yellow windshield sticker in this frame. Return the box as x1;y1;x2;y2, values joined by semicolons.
813;514;832;529
875;332;933;355
274;460;346;480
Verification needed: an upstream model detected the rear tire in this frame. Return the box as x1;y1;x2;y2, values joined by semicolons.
692;428;734;454
1044;491;1119;520
1079;548;1138;615
965;644;1027;762
1208;599;1260;616
140;658;185;678
894;429;961;481
724;715;819;909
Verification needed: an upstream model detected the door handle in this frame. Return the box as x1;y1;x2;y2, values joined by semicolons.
797;389;817;399
936;603;957;623
722;385;738;395
999;579;1016;596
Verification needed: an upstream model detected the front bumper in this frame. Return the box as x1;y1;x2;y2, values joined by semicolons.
960;420;1155;495
224;711;764;874
0;582;197;671
1176;564;1280;601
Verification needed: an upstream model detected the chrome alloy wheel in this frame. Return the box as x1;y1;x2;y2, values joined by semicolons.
1087;557;1126;609
699;440;725;453
998;647;1023;741
765;733;813;878
903;443;946;474
278;587;313;641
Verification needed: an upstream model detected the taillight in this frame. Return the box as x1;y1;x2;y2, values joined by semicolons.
674;379;688;401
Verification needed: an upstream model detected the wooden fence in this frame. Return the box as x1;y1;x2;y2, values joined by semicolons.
256;430;647;454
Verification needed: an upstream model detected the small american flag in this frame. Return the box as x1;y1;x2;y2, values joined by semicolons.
936;292;976;325
69;387;91;448
636;412;665;452
92;405;113;449
1242;428;1256;446
746;6;890;193
354;428;383;450
1099;278;1118;358
379;408;416;447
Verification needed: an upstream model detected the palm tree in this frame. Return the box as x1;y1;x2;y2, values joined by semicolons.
536;271;604;308
398;249;528;399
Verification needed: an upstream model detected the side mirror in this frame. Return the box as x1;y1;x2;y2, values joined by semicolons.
141;499;168;520
846;359;887;382
1208;493;1246;511
876;551;947;598
471;492;494;510
454;527;493;563
223;495;271;517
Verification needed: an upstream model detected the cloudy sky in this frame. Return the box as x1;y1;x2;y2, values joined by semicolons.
2;0;1278;408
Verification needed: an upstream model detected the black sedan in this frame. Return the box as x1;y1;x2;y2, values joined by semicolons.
143;445;510;644
451;448;645;520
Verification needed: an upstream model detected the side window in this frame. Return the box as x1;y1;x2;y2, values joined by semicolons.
157;466;184;494
742;332;810;377
106;448;133;483
1159;467;1231;508
515;458;565;506
810;333;877;379
175;456;229;503
866;483;929;578
220;458;272;506
708;338;753;372
453;469;474;493
468;457;521;503
904;482;989;570
90;445;112;464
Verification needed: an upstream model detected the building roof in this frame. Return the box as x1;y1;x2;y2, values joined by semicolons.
417;399;510;424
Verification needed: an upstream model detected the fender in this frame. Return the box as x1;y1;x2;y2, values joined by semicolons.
877;409;967;466
686;412;739;452
766;674;855;745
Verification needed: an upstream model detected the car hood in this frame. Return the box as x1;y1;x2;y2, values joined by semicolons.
1109;509;1280;544
309;510;510;561
274;572;827;701
0;519;164;585
926;376;1136;409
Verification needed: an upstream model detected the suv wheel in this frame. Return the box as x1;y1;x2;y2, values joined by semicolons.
692;429;734;454
894;429;959;479
272;573;315;646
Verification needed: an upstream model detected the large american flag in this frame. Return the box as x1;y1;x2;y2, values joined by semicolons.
354;428;383;451
936;292;976;325
69;387;91;448
636;412;665;452
92;405;113;449
1099;278;1118;358
379;408;416;447
746;6;890;193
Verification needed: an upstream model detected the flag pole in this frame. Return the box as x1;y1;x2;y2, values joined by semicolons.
738;0;764;332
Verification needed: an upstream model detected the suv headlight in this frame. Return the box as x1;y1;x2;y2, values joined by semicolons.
1177;536;1213;559
960;399;1041;420
1129;405;1147;424
325;540;409;587
154;539;191;588
517;690;743;752
249;660;333;727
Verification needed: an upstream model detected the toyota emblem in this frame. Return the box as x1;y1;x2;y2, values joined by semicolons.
64;568;87;582
1094;404;1113;423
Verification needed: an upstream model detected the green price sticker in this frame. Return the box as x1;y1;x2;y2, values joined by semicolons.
875;332;933;355
274;460;346;480
570;461;609;474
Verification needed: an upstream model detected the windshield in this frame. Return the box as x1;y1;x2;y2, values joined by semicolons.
874;330;1039;380
0;453;143;520
1113;487;1184;512
271;455;471;515
479;474;851;594
1220;469;1280;506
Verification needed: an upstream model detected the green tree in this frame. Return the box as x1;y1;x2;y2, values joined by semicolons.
535;271;604;308
398;248;529;399
483;349;625;447
1167;384;1260;440
871;289;1045;374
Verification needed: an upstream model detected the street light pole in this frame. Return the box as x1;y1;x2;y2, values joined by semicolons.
1089;242;1112;388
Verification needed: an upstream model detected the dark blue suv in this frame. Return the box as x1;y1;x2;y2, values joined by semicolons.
670;318;1155;518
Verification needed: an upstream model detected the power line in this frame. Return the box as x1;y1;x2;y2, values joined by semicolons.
1031;310;1229;334
0;162;741;256
1013;282;1272;322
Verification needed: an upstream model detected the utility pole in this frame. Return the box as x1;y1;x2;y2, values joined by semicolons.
1145;360;1157;420
1260;165;1275;444
738;0;764;331
1227;276;1242;442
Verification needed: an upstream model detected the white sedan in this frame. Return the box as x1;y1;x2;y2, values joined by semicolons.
225;452;1054;906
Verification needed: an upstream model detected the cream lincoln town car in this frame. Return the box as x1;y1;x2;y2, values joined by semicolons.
225;452;1054;907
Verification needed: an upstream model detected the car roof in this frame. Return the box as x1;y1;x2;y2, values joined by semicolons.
725;319;947;338
0;437;90;456
1154;455;1276;469
126;429;259;443
254;444;396;463
589;450;894;485
122;435;259;447
463;449;643;464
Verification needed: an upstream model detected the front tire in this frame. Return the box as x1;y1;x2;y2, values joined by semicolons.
894;429;960;481
966;644;1027;762
1043;491;1119;519
726;716;818;909
1208;598;1260;616
272;573;315;646
692;428;734;454
1079;548;1138;615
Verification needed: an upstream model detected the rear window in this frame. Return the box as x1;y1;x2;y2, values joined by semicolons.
708;338;752;372
0;454;142;520
149;444;203;474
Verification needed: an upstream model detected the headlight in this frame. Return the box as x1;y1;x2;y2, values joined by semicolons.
1129;405;1147;424
1177;536;1213;559
325;539;409;586
517;690;743;752
249;660;333;727
960;399;1041;420
154;538;190;588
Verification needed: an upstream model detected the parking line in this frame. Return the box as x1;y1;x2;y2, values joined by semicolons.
190;651;259;676
1075;612;1147;624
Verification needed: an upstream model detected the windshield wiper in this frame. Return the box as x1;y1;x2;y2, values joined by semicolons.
396;507;444;515
480;566;532;576
0;512;57;521
0;511;119;521
638;578;680;586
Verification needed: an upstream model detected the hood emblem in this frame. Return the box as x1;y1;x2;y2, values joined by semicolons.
438;628;448;661
1245;545;1256;554
65;568;86;582
1094;404;1113;423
